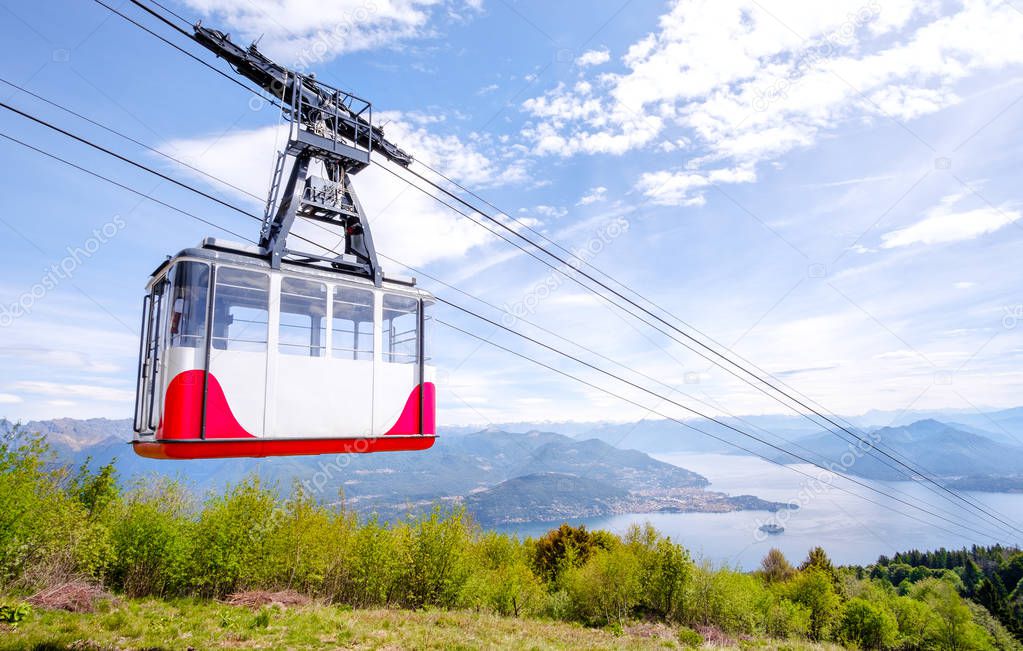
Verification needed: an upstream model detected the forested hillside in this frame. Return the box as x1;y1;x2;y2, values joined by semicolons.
1;429;1021;650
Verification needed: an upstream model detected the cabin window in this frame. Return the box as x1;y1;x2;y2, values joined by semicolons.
212;267;269;352
279;277;327;357
167;261;209;349
382;294;419;364
332;286;374;361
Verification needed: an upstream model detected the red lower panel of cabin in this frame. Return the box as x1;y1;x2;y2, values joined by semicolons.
134;370;436;459
133;435;436;460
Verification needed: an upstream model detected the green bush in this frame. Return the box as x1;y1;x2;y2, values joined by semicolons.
762;595;811;639
532;523;614;585
564;546;642;627
787;568;841;641
684;565;766;635
107;477;193;597
189;477;280;597
1;434;1016;644
394;506;473;608
460;533;544;616
676;625;704;647
0;602;31;627
624;523;693;620
838;597;899;650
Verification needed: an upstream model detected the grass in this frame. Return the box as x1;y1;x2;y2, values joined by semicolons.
0;597;846;650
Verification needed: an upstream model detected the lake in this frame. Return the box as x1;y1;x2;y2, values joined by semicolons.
497;453;1023;570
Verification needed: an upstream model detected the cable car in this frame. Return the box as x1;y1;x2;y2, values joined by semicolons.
132;28;436;459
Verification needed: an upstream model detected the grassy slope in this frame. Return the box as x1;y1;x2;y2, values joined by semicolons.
0;598;844;651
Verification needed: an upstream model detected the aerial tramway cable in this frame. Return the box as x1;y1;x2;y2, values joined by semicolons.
383;161;1023;537
405;162;1023;534
437;318;1014;547
20;4;1023;539
7;74;998;532
3;117;1017;545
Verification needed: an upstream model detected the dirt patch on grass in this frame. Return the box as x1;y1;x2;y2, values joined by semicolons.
224;589;312;609
624;620;676;640
695;624;738;646
27;581;112;613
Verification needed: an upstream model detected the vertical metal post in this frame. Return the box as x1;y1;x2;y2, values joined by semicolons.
200;266;217;440
417;298;425;435
132;294;152;434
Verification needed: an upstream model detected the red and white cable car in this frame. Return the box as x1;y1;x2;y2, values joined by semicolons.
132;27;436;459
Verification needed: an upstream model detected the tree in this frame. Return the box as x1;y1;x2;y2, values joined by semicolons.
838;597;899;650
788;568;841;641
911;578;990;651
998;553;1023;601
761;548;796;583
564;546;642;627
801;547;838;587
976;575;1009;622
532;524;612;584
645;538;692;619
962;559;982;597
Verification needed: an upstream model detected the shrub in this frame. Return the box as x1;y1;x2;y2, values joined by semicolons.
625;524;693;620
322;514;397;607
564;546;642;627
107;478;193;597
762;596;811;639
838;597;899;649
532;523;614;584
761;548;796;583
787;568;841;641
0;602;31;627
911;578;995;650
189;477;280;597
259;485;342;593
684;565;765;635
394;506;473;609
461;533;544;617
890;594;935;650
677;625;704;647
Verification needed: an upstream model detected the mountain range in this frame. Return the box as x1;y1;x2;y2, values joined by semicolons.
0;418;789;525
4;409;1022;523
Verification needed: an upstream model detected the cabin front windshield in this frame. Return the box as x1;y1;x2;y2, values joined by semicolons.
167;261;210;348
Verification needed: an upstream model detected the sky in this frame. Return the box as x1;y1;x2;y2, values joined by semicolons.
0;0;1022;429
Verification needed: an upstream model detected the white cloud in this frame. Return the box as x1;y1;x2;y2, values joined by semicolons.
0;347;119;374
0;393;22;404
160;116;524;267
576;48;610;67
577;186;607;206
881;194;1021;248
521;0;1023;204
636;165;756;206
378;112;530;188
954;281;976;289
11;381;134;403
183;0;479;64
531;205;567;219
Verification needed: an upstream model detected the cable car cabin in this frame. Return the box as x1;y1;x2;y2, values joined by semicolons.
132;238;436;459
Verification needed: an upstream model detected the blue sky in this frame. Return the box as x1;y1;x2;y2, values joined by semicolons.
0;0;1022;428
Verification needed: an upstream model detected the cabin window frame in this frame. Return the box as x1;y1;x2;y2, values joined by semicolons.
210;266;271;353
278;276;327;358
